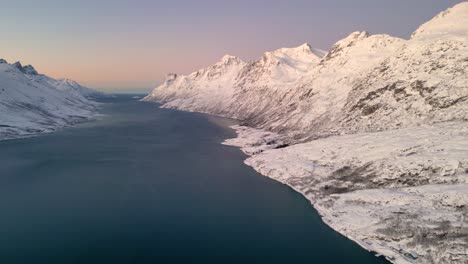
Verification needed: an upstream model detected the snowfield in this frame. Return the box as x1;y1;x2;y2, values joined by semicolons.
0;60;103;140
143;2;468;263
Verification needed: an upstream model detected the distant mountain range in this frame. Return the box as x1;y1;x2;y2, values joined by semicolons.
0;59;104;140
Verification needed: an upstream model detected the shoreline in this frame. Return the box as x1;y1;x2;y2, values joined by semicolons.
0;109;103;142
222;125;394;262
223;124;468;264
222;126;395;263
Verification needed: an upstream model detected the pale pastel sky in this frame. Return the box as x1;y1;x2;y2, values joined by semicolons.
0;0;465;93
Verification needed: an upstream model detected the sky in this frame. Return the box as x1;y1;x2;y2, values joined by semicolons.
0;0;465;93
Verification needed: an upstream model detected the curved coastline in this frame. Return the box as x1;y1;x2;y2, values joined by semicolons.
222;125;393;263
222;124;468;264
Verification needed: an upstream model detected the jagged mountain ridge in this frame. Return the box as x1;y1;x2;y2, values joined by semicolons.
144;2;468;140
144;43;326;118
0;59;102;140
147;54;246;114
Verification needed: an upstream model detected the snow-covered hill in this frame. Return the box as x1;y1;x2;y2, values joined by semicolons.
144;2;468;263
0;59;102;140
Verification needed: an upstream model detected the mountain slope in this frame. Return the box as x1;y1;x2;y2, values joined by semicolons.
0;60;101;140
411;2;468;41
144;55;246;115
144;43;326;121
222;43;325;123
144;3;468;140
237;32;407;137
55;78;106;99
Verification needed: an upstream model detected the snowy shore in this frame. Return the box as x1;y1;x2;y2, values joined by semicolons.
224;123;468;264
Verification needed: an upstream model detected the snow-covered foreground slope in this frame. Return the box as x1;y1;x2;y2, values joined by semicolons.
144;3;468;263
0;59;103;140
224;122;468;263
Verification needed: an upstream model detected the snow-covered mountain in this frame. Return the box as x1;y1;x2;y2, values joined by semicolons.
0;59;102;140
144;3;467;140
145;55;246;114
144;44;326;119
144;2;468;263
55;78;106;99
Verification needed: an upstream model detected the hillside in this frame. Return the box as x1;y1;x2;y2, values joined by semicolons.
0;60;102;140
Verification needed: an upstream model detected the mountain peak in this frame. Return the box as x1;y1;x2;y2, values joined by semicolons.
290;43;328;58
300;43;328;58
272;43;312;55
295;43;313;53
219;55;243;65
22;65;38;75
260;43;324;67
324;31;370;61
164;73;178;83
12;61;23;70
10;61;39;75
411;2;468;40
338;31;369;46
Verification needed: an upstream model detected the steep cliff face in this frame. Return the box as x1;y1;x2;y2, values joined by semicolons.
0;59;101;140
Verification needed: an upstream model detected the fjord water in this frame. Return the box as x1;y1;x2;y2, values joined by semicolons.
0;95;387;264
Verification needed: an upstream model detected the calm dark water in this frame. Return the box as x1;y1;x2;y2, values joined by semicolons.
0;95;388;264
